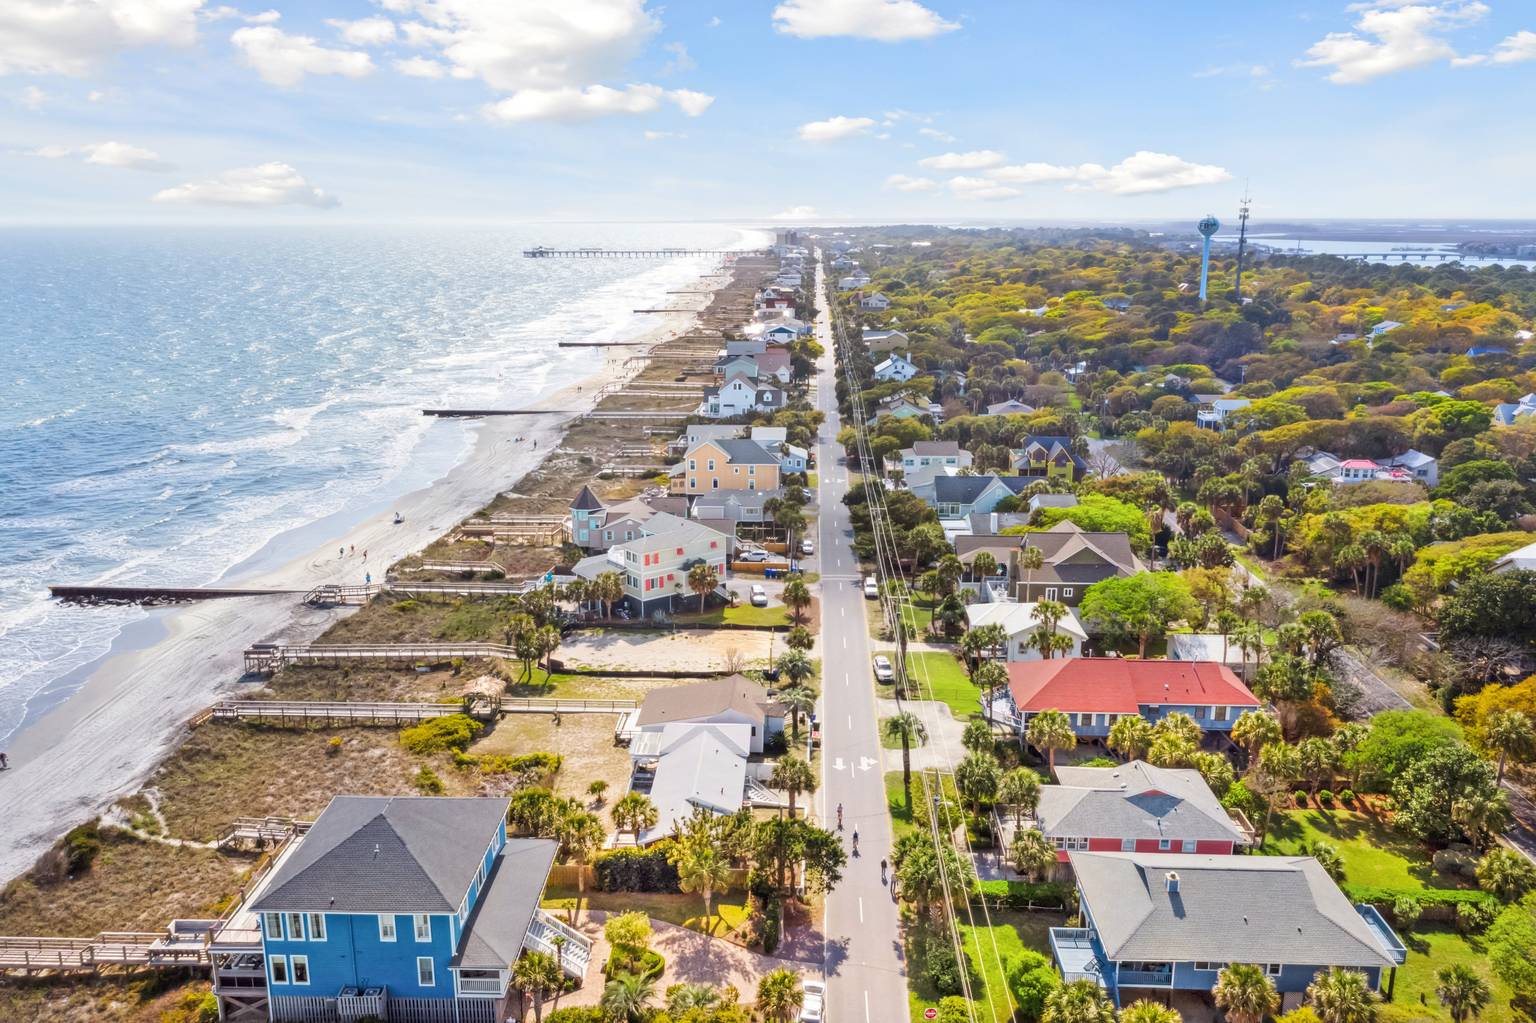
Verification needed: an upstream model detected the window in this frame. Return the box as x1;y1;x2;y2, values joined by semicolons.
711;479;719;490
688;459;696;471
1094;714;1106;727
1158;839;1172;851
418;957;436;987
1193;961;1227;972
1121;838;1135;852
1213;705;1229;722
1053;836;1087;851
1063;588;1073;597
263;913;283;940
414;914;432;942
706;459;715;471
1263;963;1282;977
307;914;326;941
290;955;309;985
688;479;696;490
379;915;397;942
270;956;288;984
287;913;305;942
1044;587;1058;601
1182;839;1197;853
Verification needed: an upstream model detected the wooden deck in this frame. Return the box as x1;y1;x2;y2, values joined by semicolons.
0;932;207;972
243;641;516;672
206;696;634;725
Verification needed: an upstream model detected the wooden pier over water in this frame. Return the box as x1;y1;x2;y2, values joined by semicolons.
523;246;764;258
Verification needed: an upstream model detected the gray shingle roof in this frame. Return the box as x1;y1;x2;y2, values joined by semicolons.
933;475;1008;504
571;485;604;512
1071;852;1396;968
250;796;510;914
452;839;559;969
1039;761;1245;844
636;674;772;728
715;438;780;465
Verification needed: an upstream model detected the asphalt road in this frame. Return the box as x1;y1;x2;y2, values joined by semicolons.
812;257;911;1023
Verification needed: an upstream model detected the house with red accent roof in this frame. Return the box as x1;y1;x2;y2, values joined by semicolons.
995;657;1262;740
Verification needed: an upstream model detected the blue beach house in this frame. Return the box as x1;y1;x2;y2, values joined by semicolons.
240;795;589;1023
1050;852;1405;1011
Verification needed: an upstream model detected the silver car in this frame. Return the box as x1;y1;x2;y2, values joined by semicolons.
800;980;826;1022
873;655;894;683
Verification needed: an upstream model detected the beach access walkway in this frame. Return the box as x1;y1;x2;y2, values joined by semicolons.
194;695;636;728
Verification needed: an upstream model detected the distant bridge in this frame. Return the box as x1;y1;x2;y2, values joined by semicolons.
1338;252;1466;262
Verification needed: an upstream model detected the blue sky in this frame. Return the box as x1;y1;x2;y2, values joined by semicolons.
3;0;1535;224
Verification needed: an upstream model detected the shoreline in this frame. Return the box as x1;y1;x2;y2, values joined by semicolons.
0;261;728;884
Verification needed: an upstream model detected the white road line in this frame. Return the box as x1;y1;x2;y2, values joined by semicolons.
843;674;850;687
864;989;870;1023
847;715;853;730
842;636;847;649
858;896;864;923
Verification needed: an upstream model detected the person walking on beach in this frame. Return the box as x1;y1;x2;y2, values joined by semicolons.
0;752;8;770
362;549;367;561
349;544;355;556
365;572;372;586
339;547;345;559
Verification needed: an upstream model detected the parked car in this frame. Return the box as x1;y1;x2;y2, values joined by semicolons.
800;980;826;1022
800;538;815;555
873;655;894;683
864;575;879;599
739;549;769;563
750;584;768;607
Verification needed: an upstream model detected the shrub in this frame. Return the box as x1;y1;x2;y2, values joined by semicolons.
923;935;965;996
1380;583;1415;612
973;879;1074;910
1005;949;1060;1021
1318;789;1335;806
1456;899;1498;934
1391;895;1423;930
326;736;343;756
604;945;664;982
760;896;782;954
1078;757;1118;768
547;1009;606;1023
399;714;483;754
63;822;102;875
1338;788;1357;806
391;599;421;613
937;996;973;1023
593;845;680;892
159;988;220;1023
1293;790;1309;807
603;911;652;951
413;765;445;795
458;751;563;781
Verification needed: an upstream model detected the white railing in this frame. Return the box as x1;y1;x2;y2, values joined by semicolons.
526;910;592;977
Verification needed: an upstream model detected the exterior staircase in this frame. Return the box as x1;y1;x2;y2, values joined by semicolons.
524;910;592;977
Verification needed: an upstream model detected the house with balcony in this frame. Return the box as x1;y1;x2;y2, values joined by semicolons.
1012;436;1085;482
860;292;892;311
956;522;1143;606
571;517;730;618
568;485;688;553
965;601;1087;661
675;438;783;497
918;474;1032;519
1194;397;1251;430
630;674;787;755
698;374;785;419
891;440;972;478
872;353;919;382
1304;449;1438;487
995;657;1263;743
1050;852;1405;1009
240;795;590;1023
863;328;910;354
997;760;1249;868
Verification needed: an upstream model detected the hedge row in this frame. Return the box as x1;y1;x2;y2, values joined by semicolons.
1344;884;1498;923
592;845;680;892
972;879;1074;910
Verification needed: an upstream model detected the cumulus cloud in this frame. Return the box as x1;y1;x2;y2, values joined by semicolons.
1456;28;1536;64
772;0;958;41
244;9;280;24
948;175;1022;201
152;162;339;208
482;83;709;122
798;115;875;142
661;40;695;73
394;55;448;77
770;205;817;220
918;126;956;142
327;17;397;46
27;140;173;171
643;129;685;140
938;151;1230;199
918;149;1006;170
19;84;48;109
884;173;936;192
0;0;202;76
1298;0;1488;83
231;26;374;86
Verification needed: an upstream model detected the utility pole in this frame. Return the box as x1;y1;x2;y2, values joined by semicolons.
1234;185;1253;302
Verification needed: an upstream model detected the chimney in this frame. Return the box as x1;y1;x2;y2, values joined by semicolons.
1165;871;1180;895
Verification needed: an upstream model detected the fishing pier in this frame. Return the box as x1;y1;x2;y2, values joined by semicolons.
522;246;762;258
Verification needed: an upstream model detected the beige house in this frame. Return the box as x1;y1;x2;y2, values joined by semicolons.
674;438;782;497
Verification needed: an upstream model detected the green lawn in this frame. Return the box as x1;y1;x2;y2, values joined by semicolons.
543;887;750;937
879;716;928;750
673;604;793;628
1382;926;1516;1023
905;650;982;719
507;667;616;697
885;770;917;840
909;910;1065;1023
1263;810;1472;891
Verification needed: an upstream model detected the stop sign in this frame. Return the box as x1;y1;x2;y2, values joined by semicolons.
924;1010;938;1020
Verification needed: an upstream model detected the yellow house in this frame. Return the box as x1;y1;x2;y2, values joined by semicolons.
674;438;783;496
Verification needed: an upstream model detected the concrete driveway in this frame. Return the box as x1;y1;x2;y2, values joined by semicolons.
875;697;969;771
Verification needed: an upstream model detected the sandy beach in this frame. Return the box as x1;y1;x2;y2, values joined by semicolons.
0;273;725;884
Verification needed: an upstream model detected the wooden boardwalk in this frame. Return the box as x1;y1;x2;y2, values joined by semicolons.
0;932;207;972
205;697;635;724
243;642;515;672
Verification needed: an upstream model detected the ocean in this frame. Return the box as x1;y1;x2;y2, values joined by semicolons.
0;222;754;745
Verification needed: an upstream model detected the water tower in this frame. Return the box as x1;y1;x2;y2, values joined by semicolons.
1197;214;1220;304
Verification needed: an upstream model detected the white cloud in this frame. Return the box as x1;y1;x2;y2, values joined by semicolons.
708;16;721;27
19;84;48;109
244;9;280;24
938;151;1231;198
28;140;173;170
643;129;685;140
394;55;447;77
948;176;1022;201
772;0;958;41
0;0;203;76
1457;28;1536;64
990;162;1083;184
482;83;710;122
327;17;397;46
661;40;694;73
152;162;339;208
918;149;1006;170
87;88;105;101
1193;63;1272;79
203;5;241;20
798;115;875;142
770;205;817;220
231;26;374;87
884;173;936;192
1298;1;1488;83
918;126;956;142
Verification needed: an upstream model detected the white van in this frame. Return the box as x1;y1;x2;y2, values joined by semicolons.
863;576;879;599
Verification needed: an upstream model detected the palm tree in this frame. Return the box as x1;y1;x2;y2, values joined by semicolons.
595;571;624;620
1307;967;1379;1023
511;951;562;1023
955;751;1001;812
1436;964;1491;1023
666;983;722;1015
1026;708;1077;776
1213;963;1280;1023
1233;620;1264;682
675;843;733;934
782;576;813;623
1018;543;1045;600
971;550;998;587
1107;716;1154;761
1231;710;1283;765
1486;709;1536;785
883;712;928;806
776;648;814;688
784;624;815;652
601;972;658;1023
554;809;606;924
1120;1000;1182;1023
1475;847;1536;901
1043;979;1116;1023
587;779;609;806
1034;630;1076;659
974;661;1009;725
777;684;817;740
611;792;658;843
756;968;804;1023
687;561;719;614
1010;827;1056;881
997;767;1042;829
769;752;817;818
1452;789;1511;851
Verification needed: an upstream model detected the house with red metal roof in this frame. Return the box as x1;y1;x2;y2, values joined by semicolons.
994;657;1262;740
